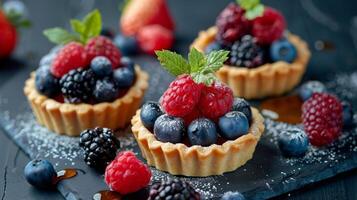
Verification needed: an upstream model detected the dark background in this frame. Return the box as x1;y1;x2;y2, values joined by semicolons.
0;0;357;199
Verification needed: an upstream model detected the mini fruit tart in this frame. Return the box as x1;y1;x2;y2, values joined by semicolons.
24;10;148;136
131;48;264;177
191;0;311;99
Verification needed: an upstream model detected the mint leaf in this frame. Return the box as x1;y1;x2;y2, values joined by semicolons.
188;48;206;73
202;50;229;74
80;9;102;43
237;0;260;10
70;19;85;34
43;28;78;45
192;72;216;85
245;4;264;20
156;50;191;76
5;10;31;29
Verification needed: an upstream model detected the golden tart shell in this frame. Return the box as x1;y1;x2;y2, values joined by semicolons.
191;26;311;99
131;107;265;177
24;66;149;136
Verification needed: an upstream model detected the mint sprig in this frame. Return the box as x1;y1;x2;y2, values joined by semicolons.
156;48;229;85
5;9;31;29
43;9;102;45
237;0;265;20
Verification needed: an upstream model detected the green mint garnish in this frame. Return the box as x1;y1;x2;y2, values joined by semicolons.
43;9;102;45
237;0;265;20
5;9;31;29
156;48;229;85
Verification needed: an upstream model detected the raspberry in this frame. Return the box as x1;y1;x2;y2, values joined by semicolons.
198;82;234;120
160;75;202;117
0;11;17;58
51;42;88;78
252;7;286;45
137;24;174;55
85;36;121;68
182;107;201;126
215;3;251;45
302;93;343;146
104;151;151;195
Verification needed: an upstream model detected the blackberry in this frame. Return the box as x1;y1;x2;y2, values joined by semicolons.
59;68;96;103
79;127;120;170
148;179;201;200
229;35;265;68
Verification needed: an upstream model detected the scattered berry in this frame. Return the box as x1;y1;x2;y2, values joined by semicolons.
252;7;286;45
161;75;202;117
85;36;121;68
140;101;164;130
198;82;233;120
154;114;185;143
35;65;60;97
215;3;251;45
299;81;327;101
93;79;119;103
59;68;96;103
342;101;354;128
148;179;200;200
221;191;246;200
105;151;151;194
113;67;135;88
232;97;252;124
114;34;138;56
100;28;115;39
3;0;27;17
137;24;174;55
205;41;222;54
51;42;88;78
90;56;113;78
229;35;265;68
302;93;343;146
278;128;309;157
270;39;297;63
218;111;249;140
188;118;218;146
0;11;17;58
79;127;120;170
24;159;57;189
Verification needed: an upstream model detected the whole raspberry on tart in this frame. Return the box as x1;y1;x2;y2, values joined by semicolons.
191;0;311;99
131;48;265;176
24;10;149;136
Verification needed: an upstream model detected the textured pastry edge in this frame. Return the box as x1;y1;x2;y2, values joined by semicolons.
24;66;149;136
191;26;311;99
131;107;265;177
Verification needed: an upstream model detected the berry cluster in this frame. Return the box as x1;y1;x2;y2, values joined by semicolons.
140;48;253;147
210;1;297;68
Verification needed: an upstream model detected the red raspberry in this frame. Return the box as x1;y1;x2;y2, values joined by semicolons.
85;36;121;68
0;11;17;59
137;24;174;55
51;42;88;78
104;151;151;195
198;82;233;120
302;93;343;147
215;3;251;45
252;7;286;45
182;107;201;126
160;75;202;117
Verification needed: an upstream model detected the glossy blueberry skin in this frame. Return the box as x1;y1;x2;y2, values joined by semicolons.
278;128;309;157
205;42;221;54
188;118;218;146
39;53;56;66
100;28;115;39
218;111;249;140
221;191;246;200
113;67;135;88
231;97;252;124
120;57;135;72
24;159;57;189
299;81;327;101
154;114;185;143
140;101;164;130
93;79;119;103
35;65;60;97
114;34;138;56
270;39;297;63
342;101;354;127
3;0;27;17
90;56;113;78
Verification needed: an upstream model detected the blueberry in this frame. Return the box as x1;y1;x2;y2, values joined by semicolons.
93;79;119;103
154;114;185;143
221;191;246;200
35;65;60;97
205;42;221;54
24;159;57;189
140;101;164;130
120;57;135;72
113;67;135;88
278;128;309;157
218;111;249;140
231;97;252;124
342;101;354;127
100;28;115;39
39;53;56;66
90;56;113;78
270;39;297;63
3;0;27;17
299;81;326;101
114;34;138;56
188;118;217;146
